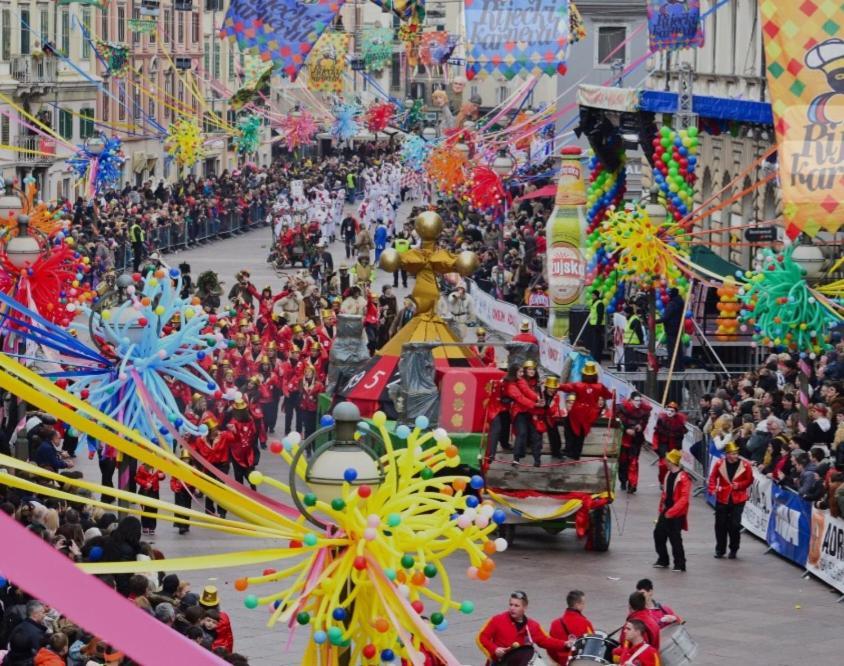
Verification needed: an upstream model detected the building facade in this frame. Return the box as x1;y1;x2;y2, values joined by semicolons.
0;0;99;200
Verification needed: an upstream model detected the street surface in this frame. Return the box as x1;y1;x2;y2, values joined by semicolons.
77;210;842;665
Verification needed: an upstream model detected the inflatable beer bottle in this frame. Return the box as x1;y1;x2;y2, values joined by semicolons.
546;146;587;338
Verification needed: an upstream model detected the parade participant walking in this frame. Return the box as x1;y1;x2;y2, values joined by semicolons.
171;448;194;535
635;579;681;628
227;398;265;489
512;319;539;346
613;619;661;666
617;392;652;493
507;361;544;467
547;590;594;666
135;463;163;535
653;402;687;483
708;441;753;559
476;591;567;666
653;449;690;572
194;417;233;518
297;364;324;438
558;362;614;460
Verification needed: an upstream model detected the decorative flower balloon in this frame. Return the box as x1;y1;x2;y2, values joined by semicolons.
281;111;319;151
365;102;396;133
738;246;842;353
425;146;467;195
240;412;504;664
166;120;206;168
399;135;433;173
68;267;219;446
0;178;66;237
234;114;262;155
466;165;509;213
66;134;125;198
330;103;361;142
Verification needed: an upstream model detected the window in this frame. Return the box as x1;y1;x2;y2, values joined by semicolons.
79;108;95;138
100;5;108;41
0;116;9;146
40;9;49;45
177;11;184;44
177;80;184;104
133;88;140;120
20;8;30;55
203;38;210;73
118;87;126;120
1;10;10;61
191;12;199;43
390;52;401;90
59;109;73;140
164;9;171;42
497;86;509;104
132;8;140;44
148;96;155;119
596;26;627;66
60;8;69;55
164;71;173;119
228;44;234;80
102;91;110;122
118;6;125;42
213;41;221;79
82;9;91;58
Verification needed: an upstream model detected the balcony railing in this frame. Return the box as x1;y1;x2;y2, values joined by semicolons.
12;136;58;164
10;55;57;85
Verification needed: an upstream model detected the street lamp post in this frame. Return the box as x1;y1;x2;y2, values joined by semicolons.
4;215;42;269
644;187;667;399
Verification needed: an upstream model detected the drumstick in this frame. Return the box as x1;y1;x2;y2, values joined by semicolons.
606;625;624;638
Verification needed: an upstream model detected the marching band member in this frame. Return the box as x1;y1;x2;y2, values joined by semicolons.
707;441;753;559
548;590;594;665
558;362;614;460
613;619;661;666
227;398;265;489
617;392;652;494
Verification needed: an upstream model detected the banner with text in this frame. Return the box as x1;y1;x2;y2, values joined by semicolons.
647;0;704;52
741;468;774;540
766;482;812;567
464;0;570;80
307;32;349;93
760;2;844;237
807;508;844;593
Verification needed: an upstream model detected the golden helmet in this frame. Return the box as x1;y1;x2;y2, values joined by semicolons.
522;359;537;370
519;319;531;332
477;327;487;337
233;398;248;410
582;361;598;376
544;376;559;390
724;441;740;454
191;392;203;404
202;416;219;430
239;318;249;327
304;320;316;331
268;341;278;350
293;324;304;334
665;449;683;466
250;334;261;343
310;341;321;352
248;375;261;386
180;447;192;460
260;355;270;364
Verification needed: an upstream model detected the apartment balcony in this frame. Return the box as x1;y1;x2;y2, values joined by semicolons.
10;55;57;90
11;136;59;165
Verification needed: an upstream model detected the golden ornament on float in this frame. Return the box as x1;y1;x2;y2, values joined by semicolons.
415;211;443;241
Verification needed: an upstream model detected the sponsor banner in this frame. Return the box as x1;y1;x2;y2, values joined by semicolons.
807;508;844;593
647;0;704;52
741;468;774;540
766;482;812;567
760;2;844;237
577;84;641;112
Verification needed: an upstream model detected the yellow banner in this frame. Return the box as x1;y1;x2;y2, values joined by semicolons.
761;1;844;237
307;31;348;93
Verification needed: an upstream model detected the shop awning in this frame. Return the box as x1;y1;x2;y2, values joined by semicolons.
131;151;147;173
639;90;773;125
690;246;742;279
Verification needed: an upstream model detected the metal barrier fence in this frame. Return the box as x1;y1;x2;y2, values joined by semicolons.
111;202;268;272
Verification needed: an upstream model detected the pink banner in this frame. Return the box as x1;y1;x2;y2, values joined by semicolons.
0;512;226;666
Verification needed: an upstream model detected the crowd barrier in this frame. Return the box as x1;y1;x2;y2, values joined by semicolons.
110;202;269;272
704;441;844;597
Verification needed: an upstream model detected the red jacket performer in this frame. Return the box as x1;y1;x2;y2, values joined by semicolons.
227;398;265;489
475;327;496;367
613;618;661;666
477;591;566;665
708;441;754;559
558;361;613;460
512;319;539;346
199;585;234;654
547;590;594;665
653;449;690;572
616;392;652;494
653;402;687;484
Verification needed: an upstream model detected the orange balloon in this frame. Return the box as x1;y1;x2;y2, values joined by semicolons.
396;570;407;584
374;617;389;633
441;486;454;496
141;297;151;306
480;557;495;572
411;571;426;586
452;478;467;492
477;568;492;581
483;540;497;555
234;578;248;591
445;445;459;458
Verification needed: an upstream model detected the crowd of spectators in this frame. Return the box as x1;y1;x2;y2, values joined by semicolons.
696;346;844;515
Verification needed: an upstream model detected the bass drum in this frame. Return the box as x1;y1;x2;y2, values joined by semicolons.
494;645;546;666
659;623;698;666
569;633;619;665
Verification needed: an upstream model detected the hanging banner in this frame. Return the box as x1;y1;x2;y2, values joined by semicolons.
464;0;570;80
807;507;844;593
760;3;844;237
221;0;347;79
419;31;457;66
370;0;425;21
570;1;587;43
766;483;812;567
307;31;348;93
647;0;704;52
740;468;774;540
362;26;394;72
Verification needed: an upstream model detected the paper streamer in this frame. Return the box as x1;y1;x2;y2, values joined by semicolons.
0;512;227;666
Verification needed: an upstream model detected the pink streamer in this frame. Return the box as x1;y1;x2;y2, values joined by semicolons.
285;547;328;649
0;108;75;151
0;512;226;665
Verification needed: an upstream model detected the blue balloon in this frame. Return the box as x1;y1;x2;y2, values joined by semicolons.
414;415;430;429
434;618;449;632
381;649;395;662
320;415;335;427
197;351;206;360
396;425;411;439
89;546;103;561
469;475;484;490
343;468;358;483
465;495;479;508
332;607;347;621
313;630;327;644
169;268;181;279
492;509;507;524
0;576;7;589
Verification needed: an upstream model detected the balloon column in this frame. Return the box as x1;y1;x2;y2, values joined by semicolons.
715;277;740;341
69;268;218;446
650;125;700;226
737;246;842;353
584;152;627;312
241;411;504;664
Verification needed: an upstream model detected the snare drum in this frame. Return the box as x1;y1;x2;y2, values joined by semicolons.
659;623;698;666
569;633;616;665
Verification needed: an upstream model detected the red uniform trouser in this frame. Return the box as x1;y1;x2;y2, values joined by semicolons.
618;433;644;489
